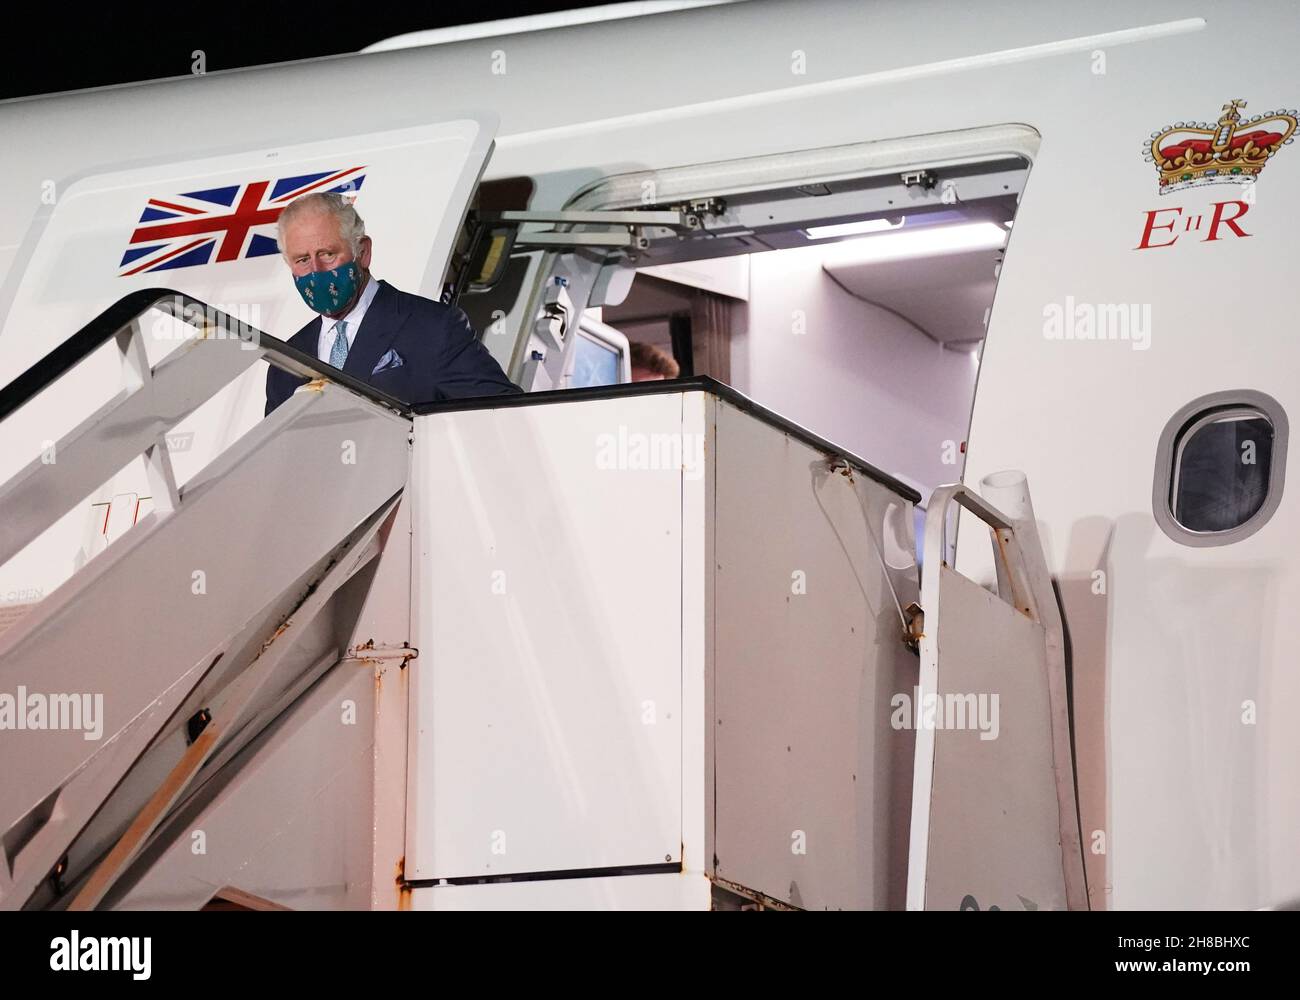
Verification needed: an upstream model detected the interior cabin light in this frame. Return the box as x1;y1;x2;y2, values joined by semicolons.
820;221;1007;264
804;216;905;239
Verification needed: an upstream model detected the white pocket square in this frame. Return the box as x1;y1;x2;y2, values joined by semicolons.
371;348;405;374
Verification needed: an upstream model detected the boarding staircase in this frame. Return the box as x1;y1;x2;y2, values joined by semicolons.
0;291;412;911
0;292;1089;911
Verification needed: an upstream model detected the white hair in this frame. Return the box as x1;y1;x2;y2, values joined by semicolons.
277;192;366;258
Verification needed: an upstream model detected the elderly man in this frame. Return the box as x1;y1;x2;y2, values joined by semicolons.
265;192;519;415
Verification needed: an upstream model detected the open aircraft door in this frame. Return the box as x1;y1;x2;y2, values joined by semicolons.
906;472;1089;911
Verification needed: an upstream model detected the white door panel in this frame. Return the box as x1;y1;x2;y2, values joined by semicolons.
408;396;684;879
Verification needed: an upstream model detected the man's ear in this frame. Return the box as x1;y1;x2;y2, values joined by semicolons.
357;235;373;271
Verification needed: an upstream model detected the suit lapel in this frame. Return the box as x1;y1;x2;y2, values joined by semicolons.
287;318;320;361
342;279;406;380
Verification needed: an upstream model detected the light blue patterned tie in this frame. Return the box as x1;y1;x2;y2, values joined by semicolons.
328;320;349;369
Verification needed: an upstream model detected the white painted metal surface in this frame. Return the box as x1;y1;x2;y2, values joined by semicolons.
360;1;737;52
911;564;1058;910
406;387;919;907
909;481;1083;911
108;660;396;911
407;393;687;879
712;398;917;909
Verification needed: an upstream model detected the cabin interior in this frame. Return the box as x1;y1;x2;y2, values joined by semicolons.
460;153;1029;552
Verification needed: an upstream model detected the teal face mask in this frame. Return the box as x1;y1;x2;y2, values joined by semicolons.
294;262;360;314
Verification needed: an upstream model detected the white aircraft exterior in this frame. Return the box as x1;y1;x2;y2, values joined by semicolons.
0;0;1295;911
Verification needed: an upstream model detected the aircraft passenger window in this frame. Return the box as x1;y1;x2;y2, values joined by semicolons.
1153;391;1289;546
1173;411;1272;532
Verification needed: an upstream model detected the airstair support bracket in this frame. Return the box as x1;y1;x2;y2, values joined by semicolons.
478;208;703;251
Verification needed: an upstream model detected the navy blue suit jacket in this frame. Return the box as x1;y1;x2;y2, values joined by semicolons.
265;278;520;415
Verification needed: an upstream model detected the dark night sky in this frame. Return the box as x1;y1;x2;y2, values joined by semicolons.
2;2;610;101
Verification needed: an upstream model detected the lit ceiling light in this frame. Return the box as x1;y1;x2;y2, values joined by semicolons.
821;221;1007;264
804;217;905;239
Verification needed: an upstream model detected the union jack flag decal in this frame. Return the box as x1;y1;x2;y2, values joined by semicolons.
119;166;367;276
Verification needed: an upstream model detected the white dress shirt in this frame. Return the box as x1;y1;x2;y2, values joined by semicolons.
316;272;381;364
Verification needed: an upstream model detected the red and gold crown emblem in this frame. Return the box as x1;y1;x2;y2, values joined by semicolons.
1145;99;1296;194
